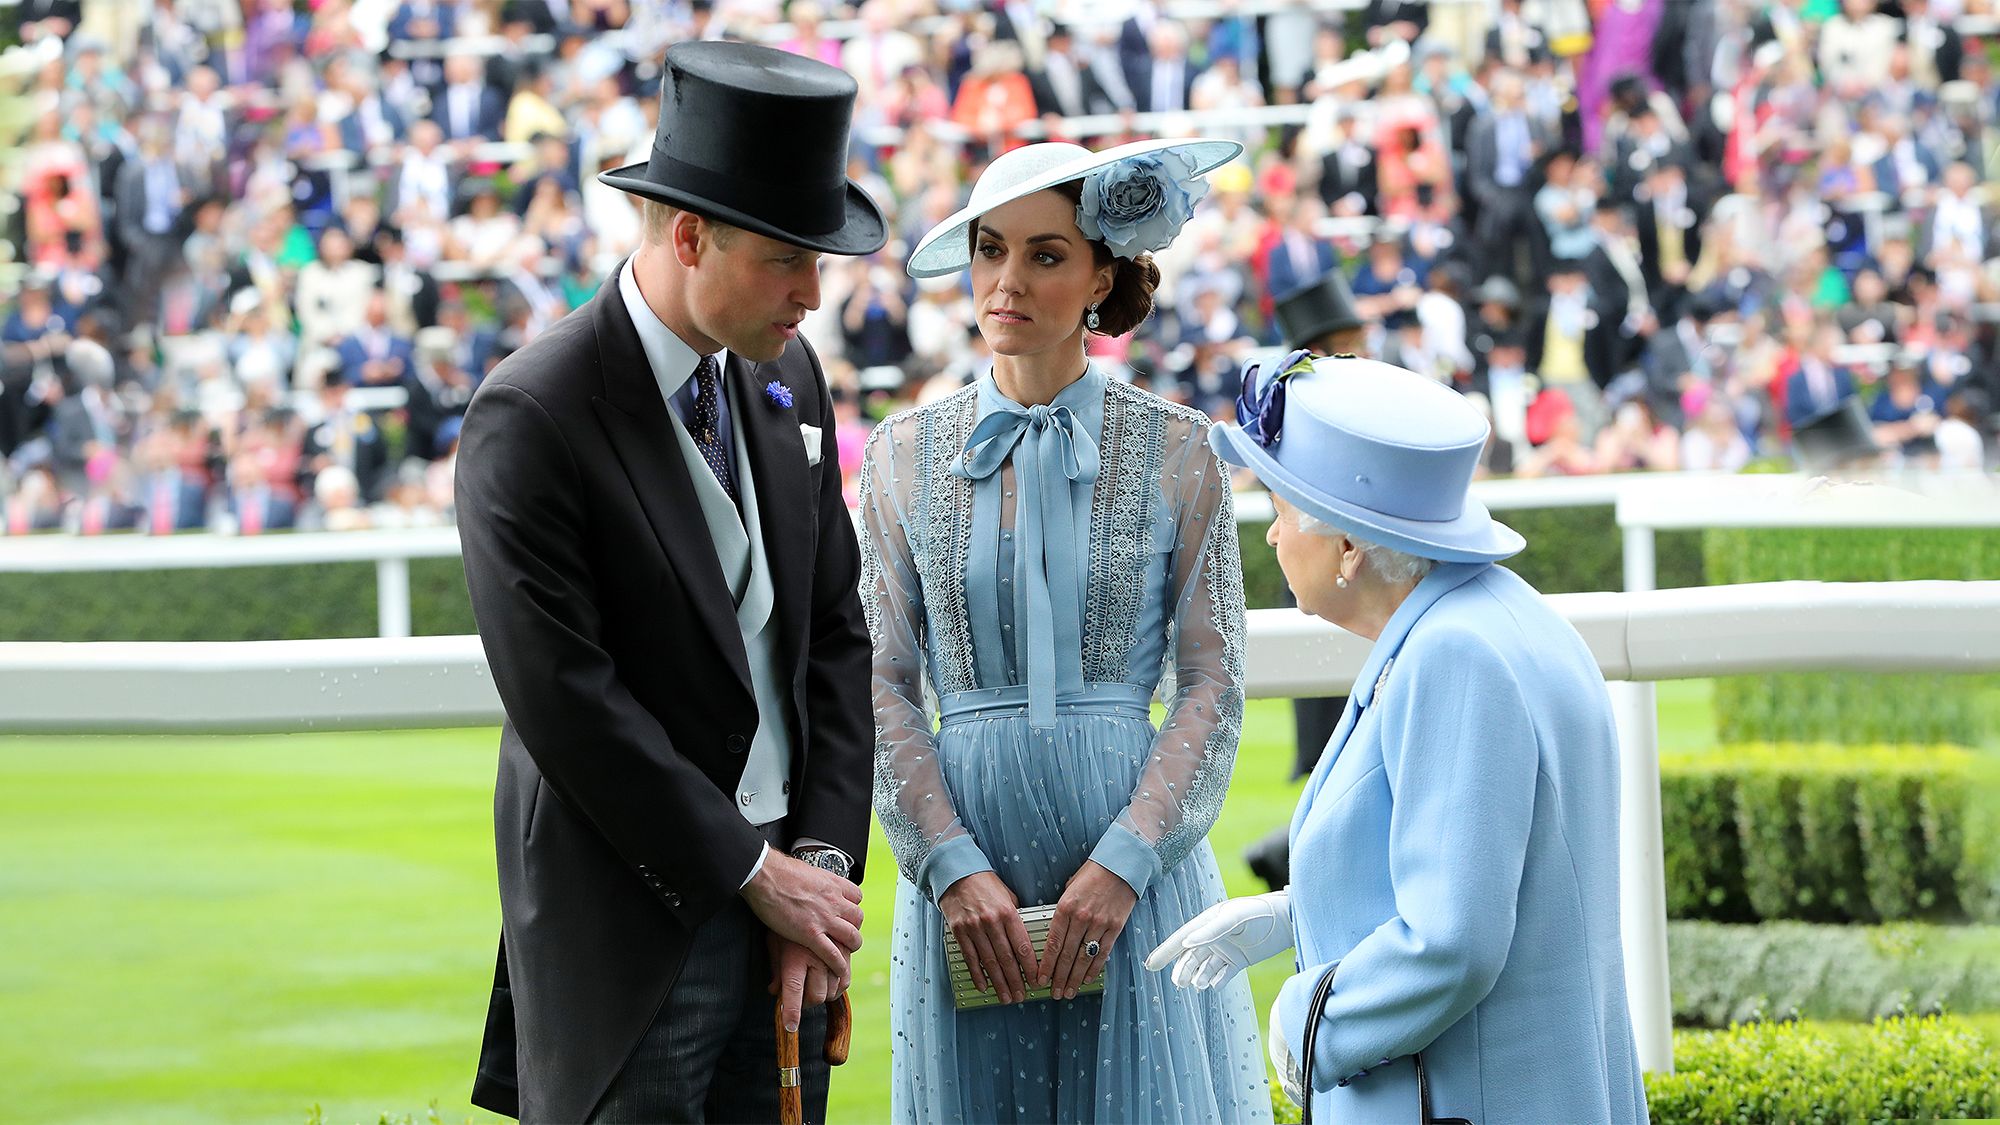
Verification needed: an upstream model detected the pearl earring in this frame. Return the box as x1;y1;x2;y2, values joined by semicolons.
1335;575;1349;589
1085;304;1101;330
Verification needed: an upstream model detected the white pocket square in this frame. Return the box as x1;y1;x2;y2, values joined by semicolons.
800;423;823;466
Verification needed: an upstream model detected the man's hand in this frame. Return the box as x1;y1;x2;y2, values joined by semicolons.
742;850;864;977
768;934;841;1034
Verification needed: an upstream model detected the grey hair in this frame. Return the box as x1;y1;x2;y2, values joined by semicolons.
1292;508;1436;585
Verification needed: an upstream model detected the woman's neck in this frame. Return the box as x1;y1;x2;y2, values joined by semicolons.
991;340;1089;407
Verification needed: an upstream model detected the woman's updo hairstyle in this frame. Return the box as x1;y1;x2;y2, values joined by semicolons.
1051;179;1160;336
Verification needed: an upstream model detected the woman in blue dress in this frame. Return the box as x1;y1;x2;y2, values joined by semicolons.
857;138;1272;1124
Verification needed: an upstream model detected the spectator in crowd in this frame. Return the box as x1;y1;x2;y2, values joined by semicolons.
1466;71;1557;284
1785;321;1860;430
1678;379;1752;473
1;0;1992;535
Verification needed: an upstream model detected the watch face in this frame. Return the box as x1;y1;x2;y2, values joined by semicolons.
798;849;851;878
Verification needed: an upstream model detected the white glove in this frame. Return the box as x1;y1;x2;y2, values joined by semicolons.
1269;993;1305;1107
1143;890;1293;990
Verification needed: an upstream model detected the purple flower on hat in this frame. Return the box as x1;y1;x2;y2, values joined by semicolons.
764;380;794;409
1076;150;1210;260
1234;348;1316;450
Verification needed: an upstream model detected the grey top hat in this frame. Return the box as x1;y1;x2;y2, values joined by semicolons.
1273;270;1367;351
1473;275;1522;308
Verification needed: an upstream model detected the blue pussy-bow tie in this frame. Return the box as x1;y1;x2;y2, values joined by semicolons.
950;402;1100;729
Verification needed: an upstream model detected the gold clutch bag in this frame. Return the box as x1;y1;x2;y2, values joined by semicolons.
942;903;1106;1010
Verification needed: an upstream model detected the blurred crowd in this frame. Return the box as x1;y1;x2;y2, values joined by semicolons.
2;0;1998;536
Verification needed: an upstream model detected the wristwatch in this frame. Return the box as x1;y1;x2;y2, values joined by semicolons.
792;845;853;882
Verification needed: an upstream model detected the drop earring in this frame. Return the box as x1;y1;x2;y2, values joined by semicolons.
1085;304;1100;331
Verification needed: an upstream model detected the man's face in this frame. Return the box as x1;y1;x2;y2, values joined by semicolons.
686;224;825;363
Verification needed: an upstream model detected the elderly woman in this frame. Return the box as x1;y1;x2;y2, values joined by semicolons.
1148;355;1647;1123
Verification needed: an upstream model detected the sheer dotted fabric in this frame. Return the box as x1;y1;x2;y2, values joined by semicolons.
859;368;1269;1124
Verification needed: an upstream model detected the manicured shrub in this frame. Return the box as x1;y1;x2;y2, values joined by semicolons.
1662;745;1980;924
1669;921;2000;1027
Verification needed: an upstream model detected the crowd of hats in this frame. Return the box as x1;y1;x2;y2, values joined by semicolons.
2;0;1997;536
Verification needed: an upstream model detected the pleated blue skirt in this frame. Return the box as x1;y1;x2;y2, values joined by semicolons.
888;684;1273;1124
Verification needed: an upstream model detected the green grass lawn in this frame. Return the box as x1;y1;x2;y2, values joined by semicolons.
4;686;1723;1124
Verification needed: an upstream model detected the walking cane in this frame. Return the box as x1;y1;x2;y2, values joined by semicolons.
777;992;852;1125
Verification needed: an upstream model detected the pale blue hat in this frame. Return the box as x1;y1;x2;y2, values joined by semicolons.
1210;354;1525;563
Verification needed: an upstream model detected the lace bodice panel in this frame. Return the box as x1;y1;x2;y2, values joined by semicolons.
860;376;1246;898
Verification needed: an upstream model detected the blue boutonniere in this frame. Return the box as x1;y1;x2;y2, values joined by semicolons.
1234;348;1317;450
764;381;794;409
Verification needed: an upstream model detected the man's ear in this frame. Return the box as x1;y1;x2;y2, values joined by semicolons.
671;210;706;268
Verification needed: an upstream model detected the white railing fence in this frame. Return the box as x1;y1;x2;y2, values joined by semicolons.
5;579;1999;1077
0;471;1779;639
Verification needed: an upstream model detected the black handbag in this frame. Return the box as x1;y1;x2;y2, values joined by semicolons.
1297;966;1473;1125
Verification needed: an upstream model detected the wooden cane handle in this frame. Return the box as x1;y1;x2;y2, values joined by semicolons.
775;1005;803;1125
823;992;852;1066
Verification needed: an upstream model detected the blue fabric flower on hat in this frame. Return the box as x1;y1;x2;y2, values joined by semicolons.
764;380;794;409
1234;348;1316;450
1076;150;1211;260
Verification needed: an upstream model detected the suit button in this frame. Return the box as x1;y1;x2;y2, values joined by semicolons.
665;892;682;907
726;734;748;754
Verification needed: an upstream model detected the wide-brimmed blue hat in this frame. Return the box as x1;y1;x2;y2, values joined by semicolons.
1210;354;1525;563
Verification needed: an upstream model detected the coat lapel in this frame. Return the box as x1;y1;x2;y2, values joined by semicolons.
586;274;751;690
727;353;813;673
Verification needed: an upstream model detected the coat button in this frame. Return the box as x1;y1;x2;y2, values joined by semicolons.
726;734;748;754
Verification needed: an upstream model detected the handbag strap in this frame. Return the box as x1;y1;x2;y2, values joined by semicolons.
1300;966;1473;1125
1297;964;1340;1125
1416;1052;1474;1125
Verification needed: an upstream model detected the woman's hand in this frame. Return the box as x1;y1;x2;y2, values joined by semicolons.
939;871;1038;1004
1041;860;1139;1000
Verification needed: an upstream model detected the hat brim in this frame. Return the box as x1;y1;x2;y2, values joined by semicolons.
1210;423;1526;563
906;138;1242;278
597;163;889;256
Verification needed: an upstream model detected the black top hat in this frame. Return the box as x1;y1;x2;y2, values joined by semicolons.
598;42;888;256
1274;270;1367;351
1792;396;1881;471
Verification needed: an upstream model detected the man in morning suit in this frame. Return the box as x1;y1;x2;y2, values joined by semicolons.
455;41;885;1124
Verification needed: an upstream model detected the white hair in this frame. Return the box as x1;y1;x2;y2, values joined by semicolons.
1292;507;1436;585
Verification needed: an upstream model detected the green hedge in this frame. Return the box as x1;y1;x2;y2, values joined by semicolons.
1273;1014;2000;1124
1704;527;2000;747
1662;744;1991;924
6;504;1691;638
1646;1015;2000;1124
1237;502;1703;611
0;557;476;641
1669;921;2000;1027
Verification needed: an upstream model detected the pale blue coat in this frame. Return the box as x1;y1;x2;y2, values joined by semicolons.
1278;562;1648;1124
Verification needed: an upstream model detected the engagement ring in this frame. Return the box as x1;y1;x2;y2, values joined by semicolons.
1083;940;1101;958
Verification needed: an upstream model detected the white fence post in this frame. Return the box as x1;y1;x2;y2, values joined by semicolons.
376;557;412;639
1615;515;1673;1072
1612;679;1674;1074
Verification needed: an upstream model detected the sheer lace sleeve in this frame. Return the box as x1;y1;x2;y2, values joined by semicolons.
1089;412;1246;896
860;416;996;902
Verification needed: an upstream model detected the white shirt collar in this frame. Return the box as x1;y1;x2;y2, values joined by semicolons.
618;257;728;403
